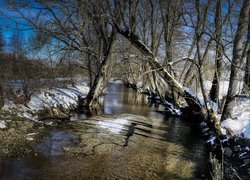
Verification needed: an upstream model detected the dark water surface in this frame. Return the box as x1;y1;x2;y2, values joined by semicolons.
0;83;208;179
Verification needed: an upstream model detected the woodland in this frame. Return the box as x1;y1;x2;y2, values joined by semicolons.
0;0;250;179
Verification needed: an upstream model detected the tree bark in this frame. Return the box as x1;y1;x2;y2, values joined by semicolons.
0;85;4;109
209;0;223;103
243;15;250;93
87;53;93;87
244;46;250;92
221;0;250;120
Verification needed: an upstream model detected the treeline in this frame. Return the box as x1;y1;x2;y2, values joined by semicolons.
0;49;84;107
0;53;46;80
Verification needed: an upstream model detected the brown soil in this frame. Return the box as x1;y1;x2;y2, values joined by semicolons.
0;113;43;159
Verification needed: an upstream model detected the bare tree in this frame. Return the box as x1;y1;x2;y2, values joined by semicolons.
5;0;119;107
209;0;223;103
222;0;250;120
10;31;24;78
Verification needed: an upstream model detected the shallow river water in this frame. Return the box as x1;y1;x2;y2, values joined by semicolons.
0;83;209;179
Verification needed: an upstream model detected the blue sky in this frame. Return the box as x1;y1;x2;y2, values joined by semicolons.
0;0;34;50
0;0;238;55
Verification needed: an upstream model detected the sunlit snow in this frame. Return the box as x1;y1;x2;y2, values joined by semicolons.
97;118;128;134
221;98;250;139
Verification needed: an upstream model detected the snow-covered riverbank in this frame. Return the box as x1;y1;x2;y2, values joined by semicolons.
221;98;250;139
201;80;250;139
1;84;89;121
1;79;249;140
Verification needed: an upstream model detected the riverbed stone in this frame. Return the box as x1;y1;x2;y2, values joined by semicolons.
8;128;15;134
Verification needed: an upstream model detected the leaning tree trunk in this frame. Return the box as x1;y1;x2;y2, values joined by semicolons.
117;31;203;109
116;30;221;135
80;35;115;107
209;0;223;103
222;0;250;120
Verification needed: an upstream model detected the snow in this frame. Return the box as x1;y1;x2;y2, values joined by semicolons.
204;80;243;100
2;84;89;121
183;86;205;107
97;118;128;134
221;98;250;139
26;133;37;141
28;85;89;110
163;100;182;115
184;81;249;139
26;137;34;141
109;78;123;84
208;100;219;112
0;120;7;129
207;136;216;145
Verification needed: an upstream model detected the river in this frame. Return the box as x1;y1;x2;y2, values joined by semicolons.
0;83;209;179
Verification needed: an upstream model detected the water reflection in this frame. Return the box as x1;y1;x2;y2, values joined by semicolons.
104;83;161;117
35;130;79;157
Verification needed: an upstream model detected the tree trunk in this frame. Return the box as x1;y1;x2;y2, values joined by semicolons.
243;16;250;93
244;46;250;92
194;0;212;113
87;53;93;87
221;0;250;120
80;34;116;107
179;35;196;84
209;0;223;103
0;85;4;109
